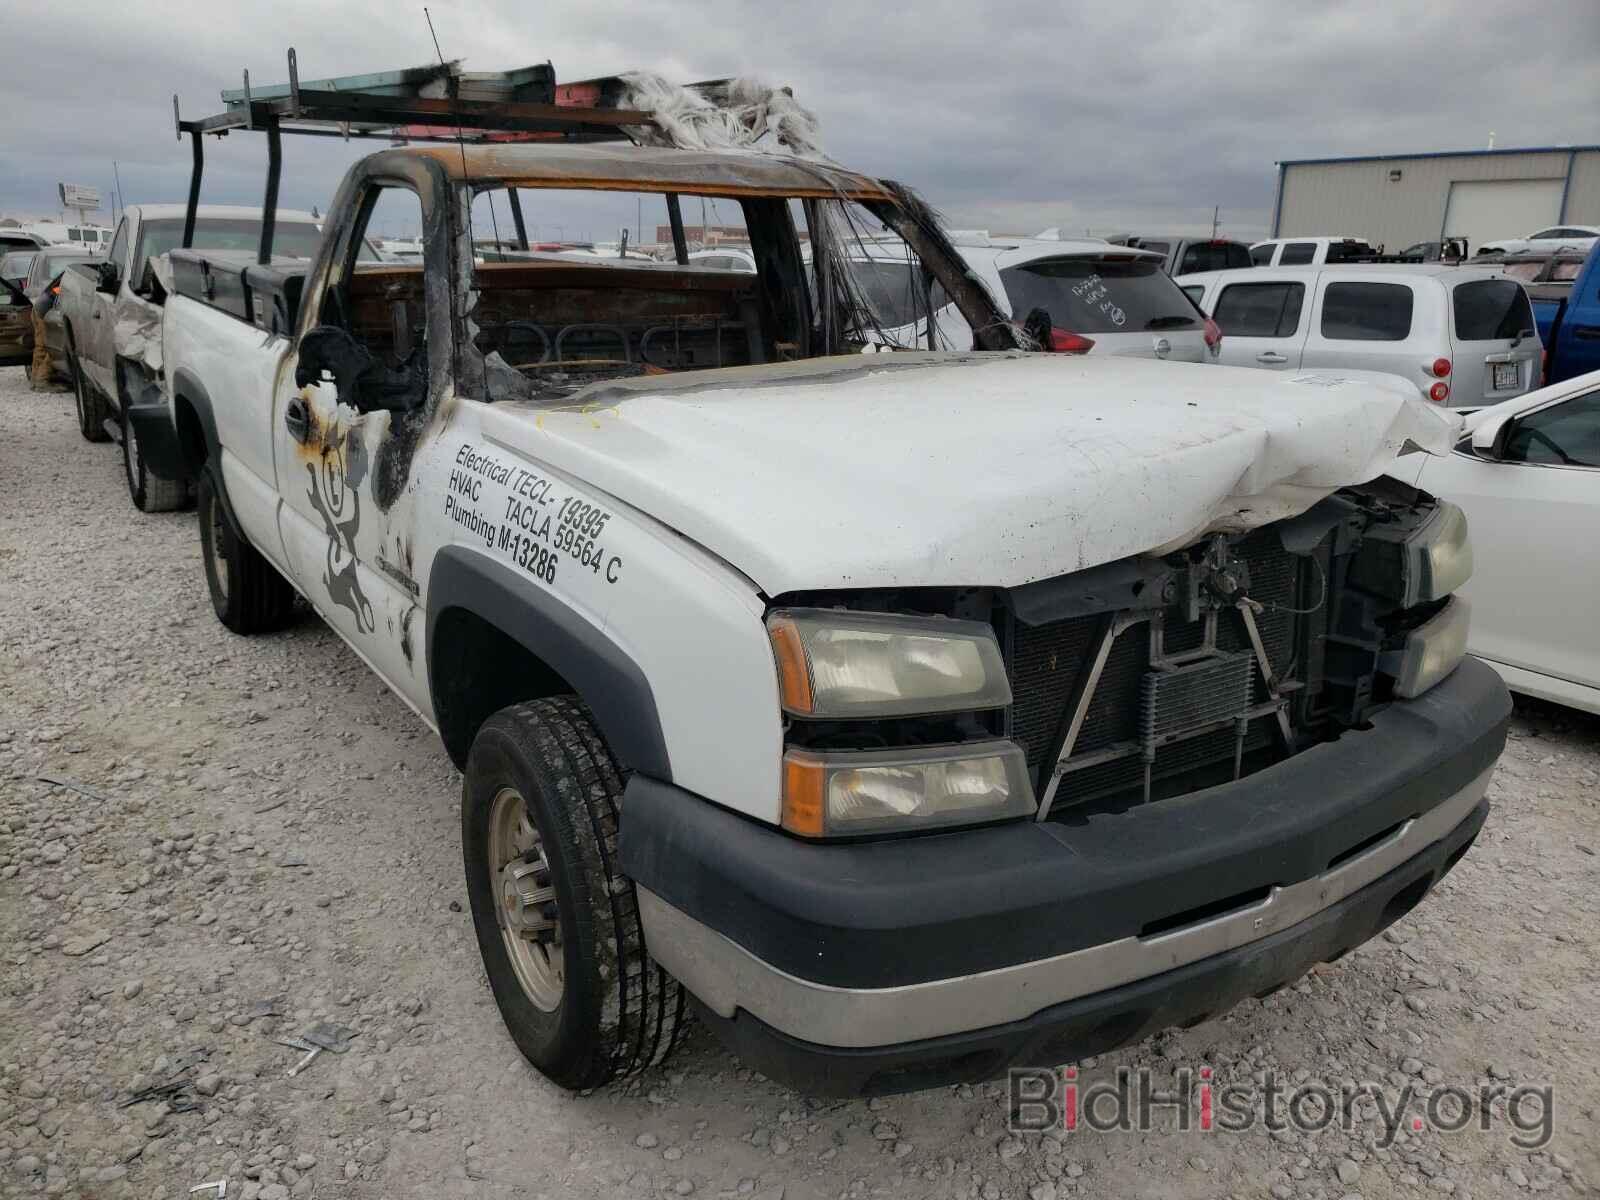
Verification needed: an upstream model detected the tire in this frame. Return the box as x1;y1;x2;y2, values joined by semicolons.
197;470;298;634
67;327;110;443
122;399;188;513
463;697;685;1091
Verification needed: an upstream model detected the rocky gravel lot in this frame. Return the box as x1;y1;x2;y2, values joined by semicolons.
2;365;1598;1200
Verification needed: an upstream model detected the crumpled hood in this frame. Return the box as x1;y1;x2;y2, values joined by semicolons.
508;353;1459;595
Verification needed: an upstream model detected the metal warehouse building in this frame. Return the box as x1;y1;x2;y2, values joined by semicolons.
1271;145;1600;253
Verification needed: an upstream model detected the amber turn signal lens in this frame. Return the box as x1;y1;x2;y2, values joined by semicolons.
781;753;826;837
767;614;813;715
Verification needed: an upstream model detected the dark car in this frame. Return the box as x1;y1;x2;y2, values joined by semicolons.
1107;234;1253;275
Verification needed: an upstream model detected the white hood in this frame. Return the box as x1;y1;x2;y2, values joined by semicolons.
506;354;1458;595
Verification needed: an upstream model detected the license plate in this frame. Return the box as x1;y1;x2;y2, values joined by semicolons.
1493;361;1519;391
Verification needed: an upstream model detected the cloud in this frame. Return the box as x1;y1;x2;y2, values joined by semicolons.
1;0;1594;240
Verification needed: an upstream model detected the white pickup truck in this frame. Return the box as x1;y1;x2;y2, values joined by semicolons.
57;203;330;511
141;119;1510;1097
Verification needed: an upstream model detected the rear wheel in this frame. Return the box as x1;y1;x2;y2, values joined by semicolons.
462;698;685;1090
122;399;187;513
67;328;109;443
197;470;298;634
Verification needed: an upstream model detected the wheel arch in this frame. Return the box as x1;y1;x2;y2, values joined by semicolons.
170;369;244;537
427;545;671;779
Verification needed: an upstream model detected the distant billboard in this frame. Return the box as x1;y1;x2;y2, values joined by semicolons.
58;183;101;209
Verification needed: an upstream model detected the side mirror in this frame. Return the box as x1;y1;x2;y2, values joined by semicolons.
1469;413;1511;460
95;260;120;295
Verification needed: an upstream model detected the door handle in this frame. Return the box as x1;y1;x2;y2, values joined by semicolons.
1574;325;1600;342
285;397;311;444
1256;351;1287;364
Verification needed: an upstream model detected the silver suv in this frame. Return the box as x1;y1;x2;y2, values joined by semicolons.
1177;264;1540;406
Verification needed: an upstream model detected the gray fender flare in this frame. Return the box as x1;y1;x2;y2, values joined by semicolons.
426;544;672;779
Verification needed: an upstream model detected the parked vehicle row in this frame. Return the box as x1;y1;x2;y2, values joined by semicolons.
57;203;332;512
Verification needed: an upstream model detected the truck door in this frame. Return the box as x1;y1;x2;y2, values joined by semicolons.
80;216;130;396
273;181;438;711
1209;277;1308;370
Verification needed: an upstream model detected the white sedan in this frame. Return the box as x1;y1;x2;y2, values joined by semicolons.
1402;369;1600;713
1477;224;1598;256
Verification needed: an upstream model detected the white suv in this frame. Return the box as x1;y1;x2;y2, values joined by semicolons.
859;234;1218;361
1177;264;1541;406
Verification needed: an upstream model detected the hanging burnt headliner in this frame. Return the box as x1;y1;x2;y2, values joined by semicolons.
402;143;892;199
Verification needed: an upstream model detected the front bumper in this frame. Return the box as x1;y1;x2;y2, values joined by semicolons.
620;657;1509;1095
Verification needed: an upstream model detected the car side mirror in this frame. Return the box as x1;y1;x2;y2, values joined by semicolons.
95;261;119;295
1469;413;1511;460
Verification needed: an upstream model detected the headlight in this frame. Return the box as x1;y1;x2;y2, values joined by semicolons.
766;609;1011;718
1400;502;1472;607
781;741;1035;836
1382;596;1470;698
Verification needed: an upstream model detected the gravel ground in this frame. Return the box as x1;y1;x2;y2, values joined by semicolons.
2;365;1597;1200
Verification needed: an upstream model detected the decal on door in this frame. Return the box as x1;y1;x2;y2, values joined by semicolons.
445;441;625;591
304;419;376;633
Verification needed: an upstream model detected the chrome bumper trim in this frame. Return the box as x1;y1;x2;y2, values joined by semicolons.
638;767;1491;1049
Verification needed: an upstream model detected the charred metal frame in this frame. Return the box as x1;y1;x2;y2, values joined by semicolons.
173;47;658;263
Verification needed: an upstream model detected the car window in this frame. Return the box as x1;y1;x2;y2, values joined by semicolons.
1551;261;1583;282
999;256;1199;334
1280;242;1317;266
135;218;326;281
1137;240;1170;255
1453;279;1535;341
1213;281;1305;338
1181;284;1206;304
1320;282;1413;341
1324;240;1376;263
0;252;35;284
1530;229;1562;240
1503;390;1600;467
1178;242;1251;274
1250;244;1276;266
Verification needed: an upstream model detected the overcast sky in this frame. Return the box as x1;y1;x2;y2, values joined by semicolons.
3;1;1596;241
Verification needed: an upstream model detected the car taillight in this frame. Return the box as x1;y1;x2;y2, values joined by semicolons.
1050;328;1095;354
1430;357;1452;378
1428;381;1450;403
1204;317;1223;350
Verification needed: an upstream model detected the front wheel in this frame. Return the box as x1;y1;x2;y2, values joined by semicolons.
197;470;298;634
462;697;685;1090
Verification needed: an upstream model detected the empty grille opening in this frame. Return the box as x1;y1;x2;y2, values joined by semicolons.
1140;885;1273;939
1008;528;1312;817
1327;819;1406;871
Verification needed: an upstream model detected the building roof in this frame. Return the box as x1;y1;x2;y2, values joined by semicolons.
1278;144;1600;167
402;143;891;199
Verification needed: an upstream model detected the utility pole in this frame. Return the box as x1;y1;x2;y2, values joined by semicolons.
1211;205;1220;238
112;161;125;229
